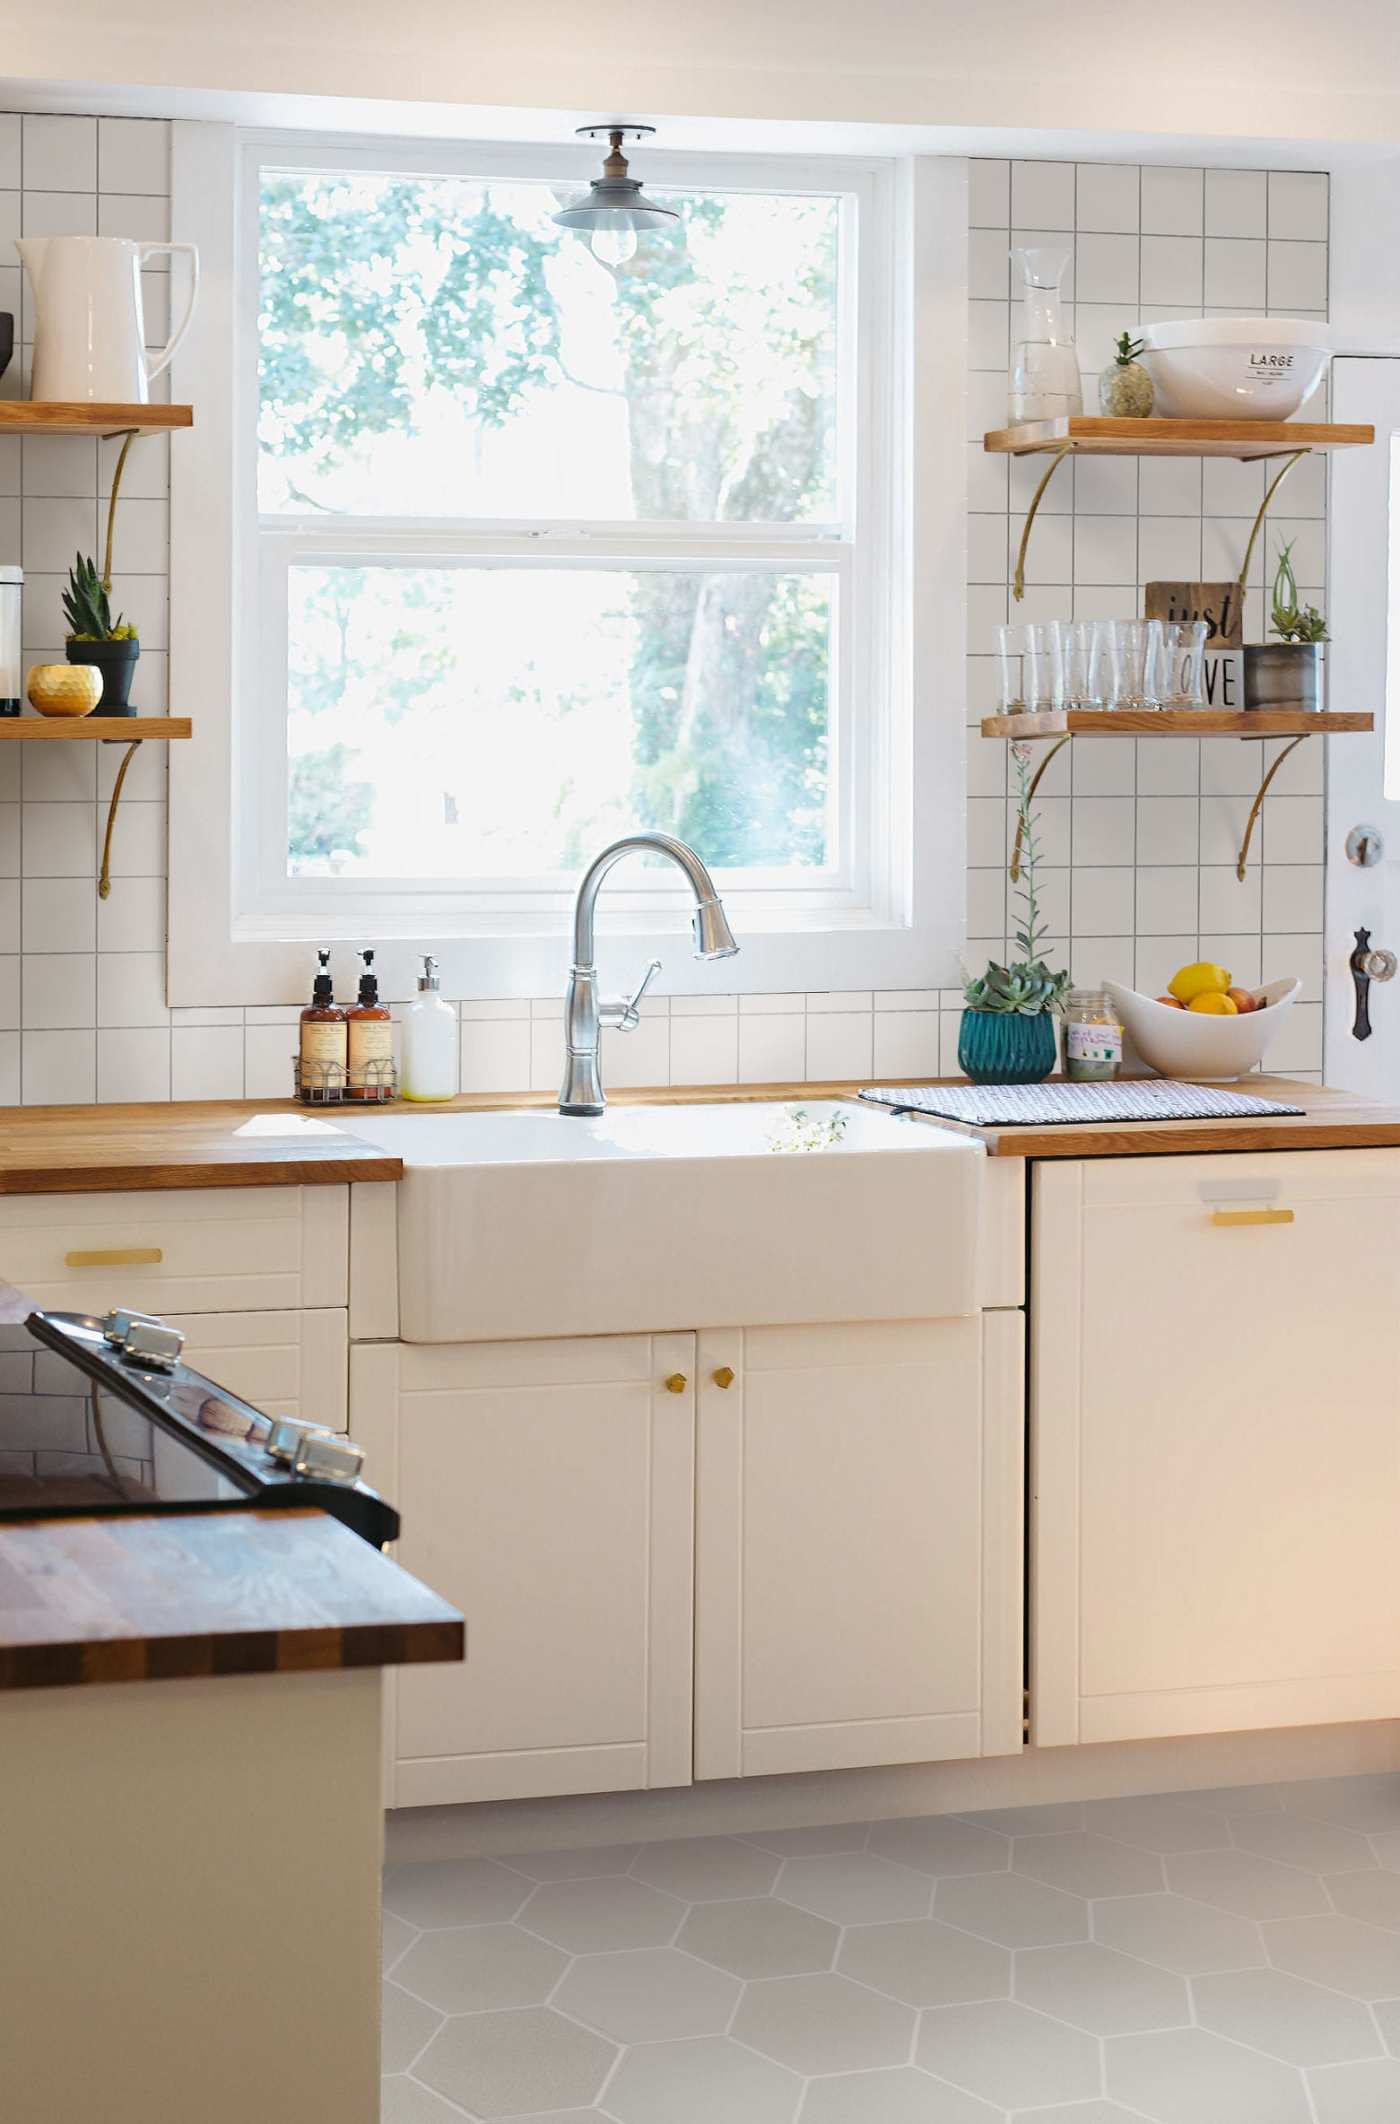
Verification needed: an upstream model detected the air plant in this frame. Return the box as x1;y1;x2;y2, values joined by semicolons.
964;744;1071;1015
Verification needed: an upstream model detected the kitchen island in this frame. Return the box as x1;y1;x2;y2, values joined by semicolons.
0;1389;462;2124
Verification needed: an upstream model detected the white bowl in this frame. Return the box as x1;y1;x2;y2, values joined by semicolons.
1105;978;1302;1080
1140;318;1331;421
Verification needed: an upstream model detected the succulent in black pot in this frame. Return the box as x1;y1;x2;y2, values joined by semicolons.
61;552;139;715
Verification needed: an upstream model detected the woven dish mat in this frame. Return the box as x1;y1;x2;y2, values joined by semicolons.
859;1080;1306;1127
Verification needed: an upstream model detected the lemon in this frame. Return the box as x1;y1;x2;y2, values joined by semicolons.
1169;961;1232;1004
1187;991;1239;1015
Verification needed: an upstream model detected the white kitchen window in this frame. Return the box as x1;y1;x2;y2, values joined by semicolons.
170;129;965;1002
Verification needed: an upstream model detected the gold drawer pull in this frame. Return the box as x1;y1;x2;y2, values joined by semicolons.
712;1366;735;1390
1210;1209;1294;1229
664;1372;688;1394
65;1246;164;1268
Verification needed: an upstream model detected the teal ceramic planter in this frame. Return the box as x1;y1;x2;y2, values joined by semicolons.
958;1008;1057;1084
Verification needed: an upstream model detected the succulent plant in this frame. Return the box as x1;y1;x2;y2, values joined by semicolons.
1111;331;1146;367
61;553;137;643
1269;539;1327;645
964;744;1070;1017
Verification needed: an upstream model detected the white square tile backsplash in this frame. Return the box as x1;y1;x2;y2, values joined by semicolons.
0;133;1331;1105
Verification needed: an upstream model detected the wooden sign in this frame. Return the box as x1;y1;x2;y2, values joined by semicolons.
1144;581;1243;649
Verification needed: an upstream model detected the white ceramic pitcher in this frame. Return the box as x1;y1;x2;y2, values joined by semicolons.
18;235;200;404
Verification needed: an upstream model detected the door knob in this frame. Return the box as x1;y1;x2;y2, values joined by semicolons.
664;1372;688;1394
712;1366;735;1389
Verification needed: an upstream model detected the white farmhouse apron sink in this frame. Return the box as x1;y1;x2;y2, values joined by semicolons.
345;1101;983;1342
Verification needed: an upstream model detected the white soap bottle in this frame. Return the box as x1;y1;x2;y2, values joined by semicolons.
401;954;457;1102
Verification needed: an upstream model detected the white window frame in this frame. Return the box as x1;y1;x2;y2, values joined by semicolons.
170;122;967;1005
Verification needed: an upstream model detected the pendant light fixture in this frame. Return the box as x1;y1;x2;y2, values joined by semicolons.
552;123;678;268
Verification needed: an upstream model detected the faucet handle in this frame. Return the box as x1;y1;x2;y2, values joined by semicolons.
619;957;663;1030
603;957;662;1033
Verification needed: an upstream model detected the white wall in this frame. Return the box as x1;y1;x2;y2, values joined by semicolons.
4;2;1400;154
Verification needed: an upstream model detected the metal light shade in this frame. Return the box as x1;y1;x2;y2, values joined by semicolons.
553;125;679;241
553;187;678;237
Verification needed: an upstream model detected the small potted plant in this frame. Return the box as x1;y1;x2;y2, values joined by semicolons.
62;553;139;716
959;746;1070;1083
1099;330;1154;417
1244;540;1327;713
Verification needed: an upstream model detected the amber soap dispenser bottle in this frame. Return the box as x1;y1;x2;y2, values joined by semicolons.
298;948;347;1102
346;948;393;1100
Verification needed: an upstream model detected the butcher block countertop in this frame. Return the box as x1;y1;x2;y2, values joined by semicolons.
0;1079;1398;1192
0;1100;405;1193
0;1508;464;1692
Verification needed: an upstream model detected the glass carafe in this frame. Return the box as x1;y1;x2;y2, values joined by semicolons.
1009;246;1083;425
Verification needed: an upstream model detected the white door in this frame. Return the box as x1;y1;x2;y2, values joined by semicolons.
1326;356;1400;1090
351;1332;695;1807
694;1315;1024;1779
1032;1153;1400;1746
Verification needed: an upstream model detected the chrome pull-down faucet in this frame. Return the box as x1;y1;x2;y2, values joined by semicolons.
560;834;739;1115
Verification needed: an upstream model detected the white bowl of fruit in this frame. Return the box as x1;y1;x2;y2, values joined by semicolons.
1106;967;1301;1081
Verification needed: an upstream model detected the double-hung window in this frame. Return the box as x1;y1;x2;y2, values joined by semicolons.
177;133;963;999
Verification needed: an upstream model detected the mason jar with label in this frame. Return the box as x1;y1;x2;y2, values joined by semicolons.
1063;988;1123;1081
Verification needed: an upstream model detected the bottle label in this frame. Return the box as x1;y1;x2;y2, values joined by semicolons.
1066;1020;1122;1065
301;1021;347;1066
348;1018;394;1086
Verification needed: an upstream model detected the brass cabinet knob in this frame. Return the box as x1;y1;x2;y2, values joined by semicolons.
664;1372;688;1394
712;1366;735;1390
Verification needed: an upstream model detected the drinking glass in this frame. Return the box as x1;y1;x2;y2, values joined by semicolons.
1159;619;1209;709
996;622;1027;715
1026;621;1065;713
1064;619;1106;709
997;621;1065;714
1106;618;1164;711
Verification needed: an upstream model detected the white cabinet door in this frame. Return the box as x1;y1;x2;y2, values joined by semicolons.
1033;1152;1400;1746
166;1309;348;1432
352;1333;695;1807
694;1315;1024;1779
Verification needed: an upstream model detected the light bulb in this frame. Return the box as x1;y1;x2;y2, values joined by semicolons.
589;225;637;269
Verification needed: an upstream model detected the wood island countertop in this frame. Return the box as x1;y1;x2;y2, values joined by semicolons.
0;1508;464;1691
0;1078;1398;1193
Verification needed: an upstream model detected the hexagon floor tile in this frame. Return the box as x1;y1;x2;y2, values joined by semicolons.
383;1774;1400;2122
678;1896;839;1979
414;2006;616;2117
553;1946;741;2044
1191;1967;1381;2069
733;1970;914;2075
1105;2025;1312;2123
799;2066;1003;2121
917;1999;1100;2110
1013;1941;1187;2036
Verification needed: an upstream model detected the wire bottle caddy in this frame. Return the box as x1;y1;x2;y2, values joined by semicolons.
292;1054;398;1105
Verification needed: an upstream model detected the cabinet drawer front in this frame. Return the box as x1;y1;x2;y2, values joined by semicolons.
165;1309;348;1433
0;1186;348;1315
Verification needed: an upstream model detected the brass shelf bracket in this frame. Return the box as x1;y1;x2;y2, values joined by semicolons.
1008;734;1071;881
1011;442;1073;602
1235;732;1309;882
98;739;143;899
1235;446;1310;601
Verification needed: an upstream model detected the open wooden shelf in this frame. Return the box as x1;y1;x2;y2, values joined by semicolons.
0;403;193;438
984;417;1374;460
0;717;191;741
982;710;1373;739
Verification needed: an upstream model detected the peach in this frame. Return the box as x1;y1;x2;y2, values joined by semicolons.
1155;995;1185;1008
